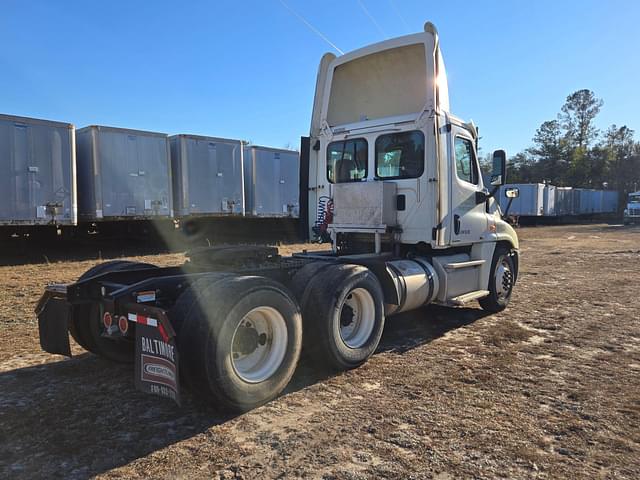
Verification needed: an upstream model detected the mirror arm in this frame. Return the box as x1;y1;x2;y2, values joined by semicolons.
502;197;515;219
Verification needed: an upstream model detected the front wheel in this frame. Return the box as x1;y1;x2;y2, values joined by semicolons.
479;245;516;313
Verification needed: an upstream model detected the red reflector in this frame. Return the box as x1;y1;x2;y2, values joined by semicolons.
118;315;129;334
103;312;113;329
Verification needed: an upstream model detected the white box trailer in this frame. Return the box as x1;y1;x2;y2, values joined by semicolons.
243;146;299;217
555;187;575;216
499;183;544;216
543;185;556;216
0;113;77;226
602;191;618;213
76;126;172;221
169;134;244;217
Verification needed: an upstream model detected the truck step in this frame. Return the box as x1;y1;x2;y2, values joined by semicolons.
448;290;490;306
444;259;485;270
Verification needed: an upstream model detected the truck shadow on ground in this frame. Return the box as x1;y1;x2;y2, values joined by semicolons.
0;304;488;479
287;304;488;392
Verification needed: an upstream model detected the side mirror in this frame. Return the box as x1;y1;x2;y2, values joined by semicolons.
505;187;519;199
490;150;507;186
501;187;519;218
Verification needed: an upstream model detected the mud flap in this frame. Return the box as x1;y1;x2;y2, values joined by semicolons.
36;295;72;357
133;312;181;405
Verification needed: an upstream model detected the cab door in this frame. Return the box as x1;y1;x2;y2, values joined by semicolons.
447;125;488;245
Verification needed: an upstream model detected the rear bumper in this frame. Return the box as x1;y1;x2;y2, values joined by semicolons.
35;284;72;357
35;284;181;404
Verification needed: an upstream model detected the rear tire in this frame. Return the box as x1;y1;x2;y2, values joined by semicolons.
177;275;302;412
297;264;385;372
71;260;157;363
290;261;336;302
479;245;516;313
170;273;236;394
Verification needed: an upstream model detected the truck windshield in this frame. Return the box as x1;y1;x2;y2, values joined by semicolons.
630;195;640;203
327;139;368;183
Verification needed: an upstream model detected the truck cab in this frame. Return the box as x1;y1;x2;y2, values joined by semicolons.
624;192;640;224
307;22;519;307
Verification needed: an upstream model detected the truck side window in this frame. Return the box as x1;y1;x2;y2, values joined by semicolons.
327;139;368;183
375;130;425;179
454;136;478;185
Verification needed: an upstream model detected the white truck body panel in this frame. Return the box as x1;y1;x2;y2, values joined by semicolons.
498;183;545;217
308;25;450;246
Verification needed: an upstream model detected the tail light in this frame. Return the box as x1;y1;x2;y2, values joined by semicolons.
103;312;113;329
118;315;129;334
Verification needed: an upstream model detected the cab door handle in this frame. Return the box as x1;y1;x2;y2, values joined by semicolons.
454;214;461;235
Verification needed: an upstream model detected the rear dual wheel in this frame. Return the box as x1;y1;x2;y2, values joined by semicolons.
293;263;385;372
231;306;289;383
173;275;302;412
173;263;384;411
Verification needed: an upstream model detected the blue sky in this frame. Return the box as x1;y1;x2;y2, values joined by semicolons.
1;0;638;157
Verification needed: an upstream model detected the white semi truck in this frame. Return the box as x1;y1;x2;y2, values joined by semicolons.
623;191;640;224
36;23;520;412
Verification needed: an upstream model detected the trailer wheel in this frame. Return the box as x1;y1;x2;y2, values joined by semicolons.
71;260;157;362
299;264;385;371
479;245;516;313
178;276;302;412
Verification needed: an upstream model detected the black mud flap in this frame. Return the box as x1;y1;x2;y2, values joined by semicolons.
36;292;72;357
132;310;181;406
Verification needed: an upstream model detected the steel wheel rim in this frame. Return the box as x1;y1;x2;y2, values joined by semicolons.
231;306;288;383
495;256;513;300
339;288;376;349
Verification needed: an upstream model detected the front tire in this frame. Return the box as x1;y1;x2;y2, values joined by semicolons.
479;245;516;313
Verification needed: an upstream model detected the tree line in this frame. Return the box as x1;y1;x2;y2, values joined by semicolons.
497;89;639;200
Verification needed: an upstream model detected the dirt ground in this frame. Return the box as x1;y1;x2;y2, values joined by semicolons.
0;224;639;479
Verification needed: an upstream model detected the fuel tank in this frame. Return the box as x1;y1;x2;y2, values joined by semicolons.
385;258;439;316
